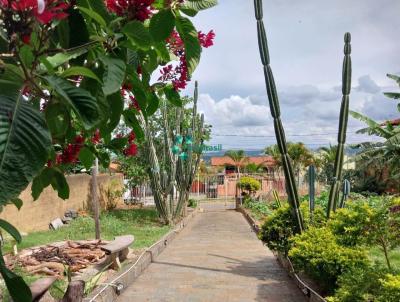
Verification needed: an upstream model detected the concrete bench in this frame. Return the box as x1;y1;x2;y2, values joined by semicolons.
30;277;57;302
101;235;134;270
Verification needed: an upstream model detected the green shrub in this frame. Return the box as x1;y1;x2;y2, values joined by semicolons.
326;265;388;302
259;204;296;255
259;201;326;255
243;198;272;220
237;176;261;195
377;274;400;302
289;227;370;294
327;265;400;302
188;199;198;208
329;201;374;247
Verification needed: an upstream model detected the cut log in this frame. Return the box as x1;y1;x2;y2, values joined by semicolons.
61;280;85;302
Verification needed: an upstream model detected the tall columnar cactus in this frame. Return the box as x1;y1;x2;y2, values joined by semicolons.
175;82;205;217
138;102;179;225
339;179;351;208
327;33;352;218
308;165;316;216
253;0;304;232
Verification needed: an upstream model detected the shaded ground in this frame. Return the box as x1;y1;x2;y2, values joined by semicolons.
118;202;305;302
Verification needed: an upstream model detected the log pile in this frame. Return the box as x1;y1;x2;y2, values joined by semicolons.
14;240;107;277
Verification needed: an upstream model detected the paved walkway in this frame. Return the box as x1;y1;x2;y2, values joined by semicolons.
118;205;305;302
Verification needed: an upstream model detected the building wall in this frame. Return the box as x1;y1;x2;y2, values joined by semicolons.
0;173;124;233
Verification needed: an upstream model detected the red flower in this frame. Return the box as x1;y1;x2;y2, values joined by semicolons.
124;143;138;157
91;129;101;144
198;30;215;48
128;131;136;144
105;0;154;21
0;0;69;24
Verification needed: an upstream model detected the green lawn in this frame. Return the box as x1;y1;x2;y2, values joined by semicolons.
1;208;171;301
4;207;170;253
369;246;400;270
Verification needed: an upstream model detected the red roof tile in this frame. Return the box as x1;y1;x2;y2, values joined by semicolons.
210;156;276;167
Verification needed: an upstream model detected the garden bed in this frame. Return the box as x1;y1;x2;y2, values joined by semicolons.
0;207;171;301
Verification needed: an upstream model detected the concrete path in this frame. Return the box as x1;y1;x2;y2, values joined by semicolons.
118;205;305;302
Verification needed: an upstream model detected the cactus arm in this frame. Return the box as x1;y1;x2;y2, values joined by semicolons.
253;0;304;232
308;165;316;215
339;179;351;208
327;33;352;218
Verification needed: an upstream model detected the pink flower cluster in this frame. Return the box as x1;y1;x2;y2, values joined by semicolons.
105;0;154;21
159;30;215;91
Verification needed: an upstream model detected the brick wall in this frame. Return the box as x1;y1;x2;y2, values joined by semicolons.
0;173;124;233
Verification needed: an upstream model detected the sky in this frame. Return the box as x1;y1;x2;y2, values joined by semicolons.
182;0;400;151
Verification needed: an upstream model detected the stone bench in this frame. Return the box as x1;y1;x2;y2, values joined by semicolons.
101;235;134;270
29;277;57;302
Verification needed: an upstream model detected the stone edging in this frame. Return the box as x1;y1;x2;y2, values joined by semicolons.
236;206;326;302
84;208;199;302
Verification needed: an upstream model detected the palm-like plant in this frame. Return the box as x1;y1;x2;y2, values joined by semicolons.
224;150;247;178
265;142;314;180
350;74;400;180
318;144;338;182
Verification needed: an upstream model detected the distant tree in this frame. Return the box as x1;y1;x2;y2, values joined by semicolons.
224;150;247;177
265;142;314;179
318;144;338;183
245;162;265;173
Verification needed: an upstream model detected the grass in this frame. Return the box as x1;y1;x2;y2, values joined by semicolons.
4;207;170;253
1;207;171;301
369;246;400;270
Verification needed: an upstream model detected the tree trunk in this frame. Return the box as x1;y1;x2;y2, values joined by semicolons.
91;158;100;240
60;280;85;302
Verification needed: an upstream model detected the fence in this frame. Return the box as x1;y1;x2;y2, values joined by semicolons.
124;173;320;204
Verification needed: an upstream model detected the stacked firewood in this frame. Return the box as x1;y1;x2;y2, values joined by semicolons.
16;240;107;277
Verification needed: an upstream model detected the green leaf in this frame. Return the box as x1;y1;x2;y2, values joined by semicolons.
104;92;124;134
79;147;95;170
51;168;69;199
10;198;23;210
45;76;100;130
146;92;160;116
0;250;32;302
129;72;148;111
99;56;126;96
122;20;152;50
107;137;128;151
149;9;175;42
61;66;102;83
77;0;112;23
78;6;107;28
387;74;400;85
45;102;70;139
19;45;34;67
164;85;183;107
0;219;21;243
180;7;198;17
46;46;92;68
0;95;51;205
0;64;24;98
175;16;202;75
181;0;218;11
384;92;400;100
32;167;69;200
123;110;145;140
